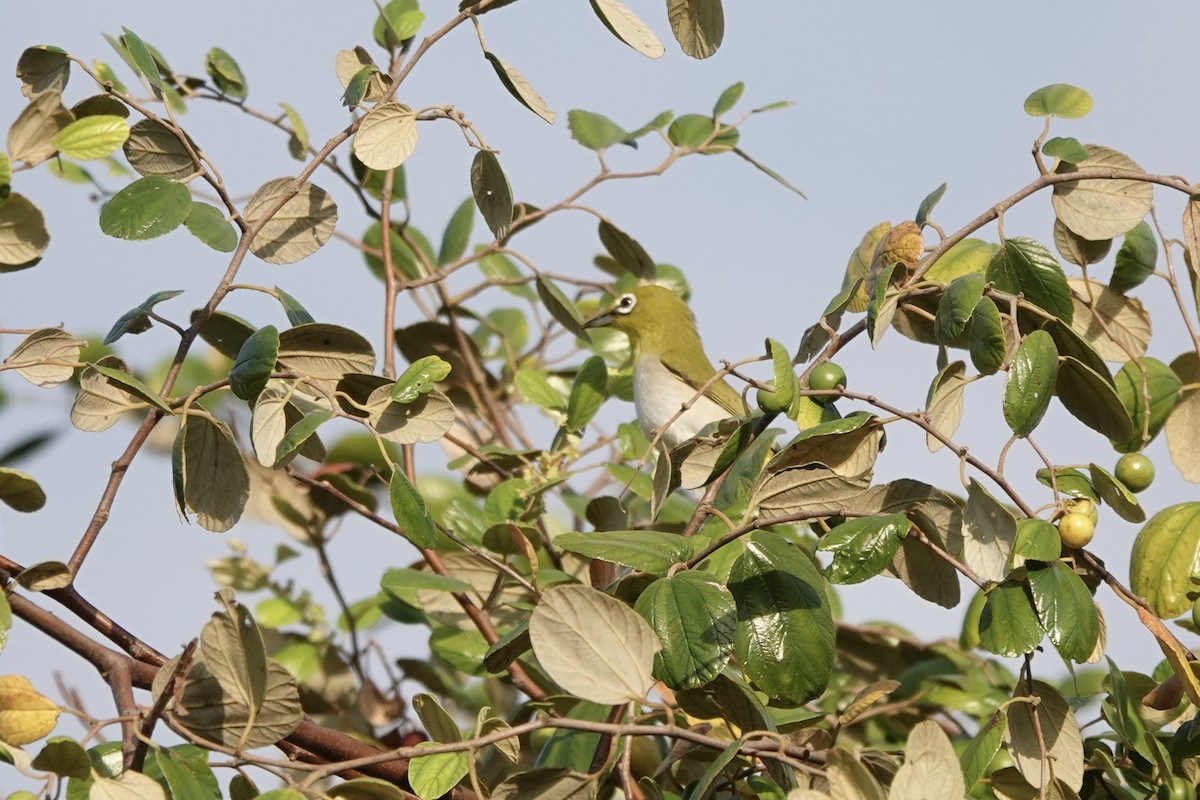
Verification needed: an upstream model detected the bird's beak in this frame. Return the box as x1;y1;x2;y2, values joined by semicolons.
583;309;615;329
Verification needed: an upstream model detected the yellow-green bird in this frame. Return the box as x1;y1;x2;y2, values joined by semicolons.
584;285;744;449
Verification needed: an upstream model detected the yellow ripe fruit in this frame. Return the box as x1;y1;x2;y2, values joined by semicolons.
1058;512;1095;548
1069;498;1099;524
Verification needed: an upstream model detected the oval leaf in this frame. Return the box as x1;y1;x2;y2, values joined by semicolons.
1003;329;1059;436
1130;503;1200;618
1052;144;1153;240
634;573;735;690
99;176;191;241
243;178;338;264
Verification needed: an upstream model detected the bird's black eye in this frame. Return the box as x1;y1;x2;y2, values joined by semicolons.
616;294;637;314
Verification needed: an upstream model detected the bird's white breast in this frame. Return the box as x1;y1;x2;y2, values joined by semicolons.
633;356;732;449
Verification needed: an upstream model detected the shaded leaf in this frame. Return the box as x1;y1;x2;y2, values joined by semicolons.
471;150;513;240
243;178;337;264
666;0;725;59
1110;220;1156;294
484;52;555;124
172;414;250;532
104;289;184;345
1052;144;1152;240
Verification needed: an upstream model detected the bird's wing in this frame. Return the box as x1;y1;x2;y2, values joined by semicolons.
660;353;745;417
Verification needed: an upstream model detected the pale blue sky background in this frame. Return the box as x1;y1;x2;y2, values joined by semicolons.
2;1;1198;721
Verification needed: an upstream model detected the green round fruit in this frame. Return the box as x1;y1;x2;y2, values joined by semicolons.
1115;453;1156;493
808;362;846;402
1058;512;1095;548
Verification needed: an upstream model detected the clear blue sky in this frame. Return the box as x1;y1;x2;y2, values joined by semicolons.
2;1;1198;712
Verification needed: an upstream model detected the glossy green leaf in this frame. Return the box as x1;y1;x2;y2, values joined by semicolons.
987;237;1072;322
228;326;278;402
819;513;911;584
1114;357;1181;452
1088;463;1145;523
666;0;725;59
1110;221;1156;294
103;289;184;345
437;198;474;266
172;414;249;532
204;47;247;99
1130;503;1200;618
565;355;608;431
1034;467;1097;501
392;356;452;403
934;273;985;343
196;310;255;359
915;182;948;228
273;286;314;326
389;471;440;550
1012;518;1062;563
472;150;513;240
598;220;654;279
1003;330;1058;436
967;297;1006;376
978;581;1042;657
185;201;237;252
1052;218;1110;267
1042;136;1089;163
960;713;1006;789
634;573;735;690
757;337;796;414
99;176;191;240
567;109;631;151
1027;561;1098;662
729;532;835;704
52;115;129;160
1054;355;1132;441
555;530;690;574
536;275;589;340
1024;84;1093;118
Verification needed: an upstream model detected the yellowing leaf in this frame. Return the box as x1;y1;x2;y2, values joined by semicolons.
589;0;666;58
3;328;83;388
0;675;59;745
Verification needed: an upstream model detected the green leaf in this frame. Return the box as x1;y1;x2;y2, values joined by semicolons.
1027;561;1098;662
555;530;690;574
1024;83;1093;118
536;276;589;340
30;736;90;779
104;289;184;345
123;118;197;180
438;198;475;266
341;65;374;107
99;176;191;240
90;362;170;410
634;573;735;690
565;356;608;431
52;115;129;160
713;81;744;115
978;581;1042;657
184;201;237;252
1012;518;1061;563
1003;330;1058;436
934;273;985;344
471;150;513;240
598;220;654;279
567;109;631;151
515;368;567;413
1055;356;1133;441
0;468;46;512
818;513;911;584
274;286;314;326
172;414;250;532
280;102;308;159
152;745;220;800
1035;467;1097;501
1110;221;1156;294
389;471;440;550
757;337;796;414
1042;136;1089;163
986;237;1072;323
410;748;468;800
731;147;806;197
666;0;725;59
120;27;164;90
915;182;947;228
204;47;248;99
1088;463;1145;523
391;356;452;403
968;297;1006;376
729;532;835;704
229;326;279;402
374;0;425;49
1130;503;1200;618
1114;357;1181;452
924;237;997;283
667;113;715;148
961;714;1006;789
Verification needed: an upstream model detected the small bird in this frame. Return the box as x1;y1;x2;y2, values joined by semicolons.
584;285;744;449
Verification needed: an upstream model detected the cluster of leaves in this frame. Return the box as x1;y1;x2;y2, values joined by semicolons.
1;3;1200;800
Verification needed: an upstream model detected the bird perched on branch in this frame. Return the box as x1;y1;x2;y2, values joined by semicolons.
584;285;744;449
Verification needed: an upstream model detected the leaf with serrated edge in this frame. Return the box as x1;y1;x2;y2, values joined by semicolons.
4;328;82;388
529;585;660;704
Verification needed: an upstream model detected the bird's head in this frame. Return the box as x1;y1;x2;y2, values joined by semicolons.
584;285;699;355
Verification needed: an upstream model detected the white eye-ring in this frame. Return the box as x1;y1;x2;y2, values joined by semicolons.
616;293;637;314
